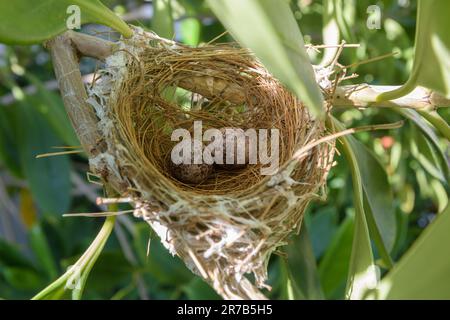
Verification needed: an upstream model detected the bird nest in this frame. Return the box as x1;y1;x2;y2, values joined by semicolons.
86;29;335;299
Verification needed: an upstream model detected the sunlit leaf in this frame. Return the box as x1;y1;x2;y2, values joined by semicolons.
152;0;174;39
181;18;201;46
321;0;355;65
0;0;132;45
368;204;450;299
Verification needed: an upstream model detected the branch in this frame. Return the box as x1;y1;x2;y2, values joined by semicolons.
45;32;103;157
333;84;450;109
68;31;115;61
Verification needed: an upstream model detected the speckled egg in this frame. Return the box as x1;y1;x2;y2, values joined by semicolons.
169;141;213;184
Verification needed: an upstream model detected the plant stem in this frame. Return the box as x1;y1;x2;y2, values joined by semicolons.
333;85;450;109
45;32;103;157
32;216;116;300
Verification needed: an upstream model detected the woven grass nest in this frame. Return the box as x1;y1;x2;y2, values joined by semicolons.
87;29;335;299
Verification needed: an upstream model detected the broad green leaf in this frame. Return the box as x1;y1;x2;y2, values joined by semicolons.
0;0;132;45
206;0;325;118
307;208;338;259
336;121;378;300
368;204;450;299
0;240;36;270
14;103;71;215
3;267;45;290
321;0;355;66
152;0;174;39
285;227;325;300
347;137;396;259
377;0;450;100
318;216;354;299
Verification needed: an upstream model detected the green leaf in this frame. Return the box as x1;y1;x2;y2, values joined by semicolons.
181;18;201;46
307;208;338;259
145;238;193;286
336;123;378;300
15;103;71;215
377;0;450;100
132;223;192;286
30;225;58;280
152;0;174;39
321;0;355;66
416;109;450;142
78;251;133;294
0;107;22;177
182;278;221;300
0;0;132;45
318;216;354;299
0;240;36;270
410;126;447;183
206;0;325;118
279;258;305;300
3;267;45;290
395;108;449;181
285;226;324;300
347;137;396;259
368;204;450;299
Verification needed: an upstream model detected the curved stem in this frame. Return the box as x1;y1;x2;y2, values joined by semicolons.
32;216;116;300
375;78;418;102
333;85;450;109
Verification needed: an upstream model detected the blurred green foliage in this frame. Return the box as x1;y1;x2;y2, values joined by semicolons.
0;0;448;300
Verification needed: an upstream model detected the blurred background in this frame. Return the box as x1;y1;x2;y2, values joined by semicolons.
0;0;448;299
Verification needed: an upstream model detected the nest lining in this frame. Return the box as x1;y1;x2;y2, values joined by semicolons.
87;28;335;299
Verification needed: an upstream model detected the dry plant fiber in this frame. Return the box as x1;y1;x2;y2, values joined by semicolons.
86;28;335;299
